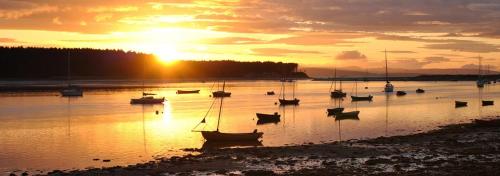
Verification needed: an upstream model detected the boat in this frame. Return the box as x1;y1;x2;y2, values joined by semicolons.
194;81;263;142
279;74;300;105
267;91;275;95
416;88;425;93
327;107;344;115
61;51;83;97
396;91;407;96
335;111;360;120
212;91;231;97
176;90;200;94
130;56;165;104
476;56;486;88
455;101;467;107
383;49;394;93
256;112;280;121
330;66;347;98
482;100;494;106
130;96;165;104
351;80;373;101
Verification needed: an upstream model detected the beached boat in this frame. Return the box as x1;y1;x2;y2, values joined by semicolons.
61;51;83;97
482;100;494;106
351;80;373;101
176;90;200;94
330;67;347;98
396;91;407;96
455;101;467;107
383;49;394;93
194;81;263;142
267;91;275;95
416;88;425;93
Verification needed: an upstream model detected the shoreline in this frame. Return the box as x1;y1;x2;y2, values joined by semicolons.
27;115;500;176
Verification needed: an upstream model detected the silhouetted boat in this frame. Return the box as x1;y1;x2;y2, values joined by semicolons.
416;88;425;93
177;90;200;94
351;80;373;101
396;91;407;96
256;112;280;121
335;111;360;120
476;56;485;88
143;92;157;96
330;67;347;98
195;81;263;142
279;75;300;105
61;51;83;97
482;100;494;106
383;49;394;93
267;91;275;95
130;96;165;104
327;107;344;115
212;91;231;97
455;101;467;107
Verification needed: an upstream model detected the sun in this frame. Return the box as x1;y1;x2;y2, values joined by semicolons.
153;48;179;64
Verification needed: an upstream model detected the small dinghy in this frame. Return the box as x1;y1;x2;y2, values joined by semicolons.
143;92;156;96
177;90;200;94
396;91;407;96
335;111;360;120
455;101;467;108
256;112;280;121
351;95;373;101
212;91;231;97
416;88;425;93
266;91;275;95
279;98;300;105
482;100;494;106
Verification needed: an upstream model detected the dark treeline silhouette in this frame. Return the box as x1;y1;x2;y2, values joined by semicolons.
0;47;304;80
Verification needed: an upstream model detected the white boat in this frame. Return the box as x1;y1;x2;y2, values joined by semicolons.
61;51;83;97
194;81;263;142
383;49;394;93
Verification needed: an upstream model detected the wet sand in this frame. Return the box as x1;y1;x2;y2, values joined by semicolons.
26;116;500;175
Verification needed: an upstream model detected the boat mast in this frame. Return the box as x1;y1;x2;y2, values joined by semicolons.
334;66;337;91
355;80;358;96
478;55;482;79
142;55;146;95
67;51;71;86
216;81;225;132
292;67;296;99
385;49;389;83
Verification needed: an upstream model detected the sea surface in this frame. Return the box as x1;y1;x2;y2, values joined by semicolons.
0;80;499;174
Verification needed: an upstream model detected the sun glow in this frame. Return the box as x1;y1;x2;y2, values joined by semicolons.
154;47;179;63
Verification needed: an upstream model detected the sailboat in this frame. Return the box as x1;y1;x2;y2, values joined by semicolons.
60;51;83;97
330;67;347;98
327;98;344;116
212;81;231;97
194;81;263;142
130;57;165;104
279;76;300;105
351;80;373;101
383;49;394;93
476;56;486;88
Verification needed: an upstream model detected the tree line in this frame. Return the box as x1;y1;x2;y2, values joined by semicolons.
0;47;303;79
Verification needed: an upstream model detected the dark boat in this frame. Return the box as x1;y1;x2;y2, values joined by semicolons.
455;101;467;107
212;91;231;97
61;51;83;97
335;111;360;120
416;88;425;93
143;92;157;96
331;90;347;98
383;50;394;93
195;81;263;142
267;91;275;95
327;107;344;115
177;90;200;94
330;67;347;98
482;100;494;106
256;112;280;121
351;95;373;101
396;91;407;96
279;98;300;105
130;96;165;104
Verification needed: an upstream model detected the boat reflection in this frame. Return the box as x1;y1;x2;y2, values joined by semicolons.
200;140;263;151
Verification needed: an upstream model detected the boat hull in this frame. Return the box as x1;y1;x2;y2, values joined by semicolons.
384;83;394;92
455;101;467;107
60;87;83;97
335;111;360;120
396;91;407;96
279;98;300;105
177;90;200;94
482;100;494;106
416;89;425;93
212;91;231;97
266;91;275;95
327;108;344;115
330;90;347;98
130;97;165;104
201;131;263;142
351;95;373;101
256;113;280;121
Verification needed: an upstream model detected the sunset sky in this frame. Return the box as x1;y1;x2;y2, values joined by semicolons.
0;0;499;71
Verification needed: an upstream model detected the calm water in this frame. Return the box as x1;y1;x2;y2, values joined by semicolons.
0;80;499;174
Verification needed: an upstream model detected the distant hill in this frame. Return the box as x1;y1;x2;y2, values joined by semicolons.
302;67;500;78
